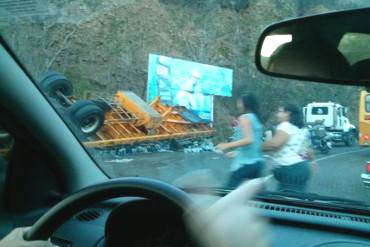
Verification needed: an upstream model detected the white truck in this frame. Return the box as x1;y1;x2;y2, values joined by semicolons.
303;102;356;146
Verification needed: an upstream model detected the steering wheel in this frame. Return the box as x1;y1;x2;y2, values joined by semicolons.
24;177;193;242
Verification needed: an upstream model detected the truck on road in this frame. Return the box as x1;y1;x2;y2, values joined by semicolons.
303;102;356;146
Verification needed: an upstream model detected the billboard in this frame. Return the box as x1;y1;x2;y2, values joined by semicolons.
147;54;233;121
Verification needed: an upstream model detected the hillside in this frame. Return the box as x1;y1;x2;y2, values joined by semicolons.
0;0;363;141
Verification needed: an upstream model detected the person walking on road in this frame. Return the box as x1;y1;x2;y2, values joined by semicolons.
216;94;264;188
263;104;312;192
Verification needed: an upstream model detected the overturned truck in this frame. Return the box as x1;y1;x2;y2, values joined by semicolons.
39;71;215;152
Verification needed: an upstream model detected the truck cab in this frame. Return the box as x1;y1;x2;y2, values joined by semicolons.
304;102;356;146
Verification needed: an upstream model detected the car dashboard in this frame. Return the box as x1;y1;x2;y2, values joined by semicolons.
50;194;370;247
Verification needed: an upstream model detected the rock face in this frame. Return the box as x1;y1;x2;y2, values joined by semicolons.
0;0;362;141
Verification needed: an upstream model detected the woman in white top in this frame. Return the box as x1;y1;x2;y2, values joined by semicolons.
263;104;312;192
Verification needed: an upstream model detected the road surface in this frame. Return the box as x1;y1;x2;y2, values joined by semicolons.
99;144;370;203
309;145;370;201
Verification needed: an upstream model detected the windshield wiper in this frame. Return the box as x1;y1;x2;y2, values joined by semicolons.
182;186;370;212
256;190;370;211
181;186;229;195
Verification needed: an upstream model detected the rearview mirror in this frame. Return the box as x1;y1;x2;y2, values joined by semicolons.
255;8;370;86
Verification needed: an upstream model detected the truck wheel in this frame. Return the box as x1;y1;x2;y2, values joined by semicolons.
66;100;104;137
92;99;111;112
345;132;354;147
39;71;73;98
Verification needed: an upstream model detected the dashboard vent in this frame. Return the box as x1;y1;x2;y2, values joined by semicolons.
75;209;102;222
247;201;370;224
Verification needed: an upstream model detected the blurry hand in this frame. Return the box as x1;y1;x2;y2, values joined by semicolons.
310;161;319;174
0;227;54;247
215;143;230;151
186;178;270;247
225;151;237;158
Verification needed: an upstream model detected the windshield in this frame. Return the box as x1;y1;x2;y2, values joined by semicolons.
311;107;329;115
1;0;370;209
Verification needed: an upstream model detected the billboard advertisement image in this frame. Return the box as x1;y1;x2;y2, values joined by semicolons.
147;54;233;121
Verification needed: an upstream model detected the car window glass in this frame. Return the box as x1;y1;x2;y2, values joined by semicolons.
312;107;328;115
366;95;370;112
1;0;370;210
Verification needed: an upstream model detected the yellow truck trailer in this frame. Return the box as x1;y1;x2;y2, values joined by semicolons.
84;91;214;148
39;71;215;149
